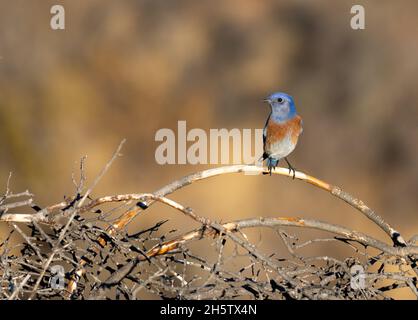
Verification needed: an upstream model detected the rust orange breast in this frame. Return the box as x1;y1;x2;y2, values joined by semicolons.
266;115;303;146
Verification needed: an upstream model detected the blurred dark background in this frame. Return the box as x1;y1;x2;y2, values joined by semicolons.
0;0;417;298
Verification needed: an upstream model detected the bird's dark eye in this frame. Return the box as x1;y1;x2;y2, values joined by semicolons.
277;98;283;103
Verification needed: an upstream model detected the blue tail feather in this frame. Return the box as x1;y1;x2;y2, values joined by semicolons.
267;157;279;168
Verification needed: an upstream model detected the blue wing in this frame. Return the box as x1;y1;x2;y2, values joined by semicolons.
261;112;271;160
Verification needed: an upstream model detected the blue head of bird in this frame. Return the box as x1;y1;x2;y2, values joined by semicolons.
264;92;297;122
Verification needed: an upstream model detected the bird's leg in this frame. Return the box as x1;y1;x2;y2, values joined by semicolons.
270;159;279;176
285;157;296;179
262;164;272;175
263;158;280;176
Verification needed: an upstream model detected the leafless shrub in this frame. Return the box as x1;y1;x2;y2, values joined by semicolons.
1;140;417;300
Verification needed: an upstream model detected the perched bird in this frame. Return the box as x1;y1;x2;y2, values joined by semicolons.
261;92;303;177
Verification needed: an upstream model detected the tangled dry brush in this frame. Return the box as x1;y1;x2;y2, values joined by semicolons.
1;140;417;300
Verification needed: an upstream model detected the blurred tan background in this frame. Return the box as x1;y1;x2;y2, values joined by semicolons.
0;0;418;298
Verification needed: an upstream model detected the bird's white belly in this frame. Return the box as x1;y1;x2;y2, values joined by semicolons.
268;133;296;159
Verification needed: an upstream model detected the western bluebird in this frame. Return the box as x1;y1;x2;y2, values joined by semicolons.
261;92;303;177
